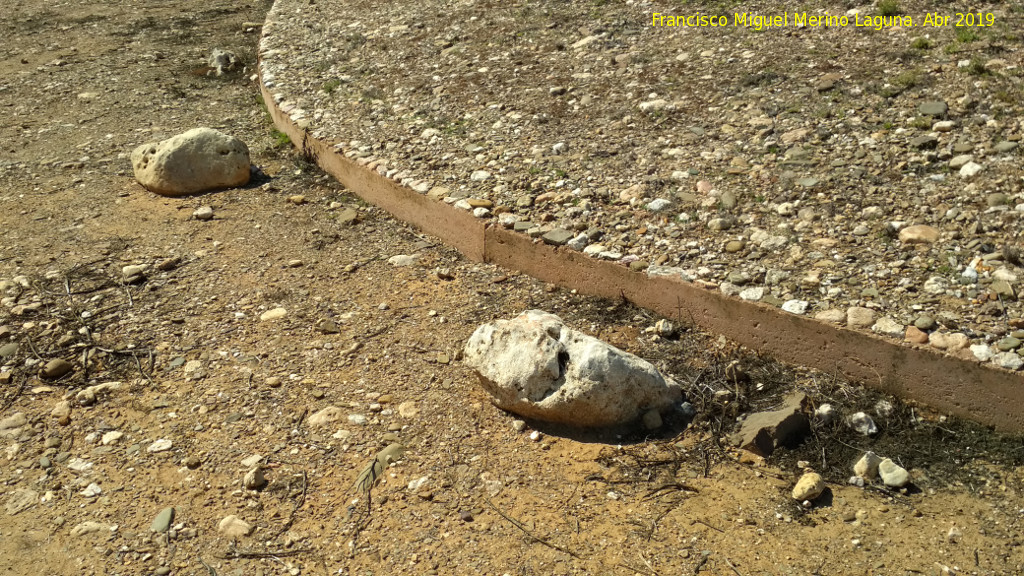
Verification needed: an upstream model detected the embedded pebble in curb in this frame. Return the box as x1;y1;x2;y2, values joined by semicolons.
995;352;1024;371
872;317;904;337
792;471;825;501
782;300;808;315
848;412;878;435
878;458;910;488
854;451;882;480
971;344;996;362
846;307;876;329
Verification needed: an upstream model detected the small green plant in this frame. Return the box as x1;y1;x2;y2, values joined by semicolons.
321;79;341;94
893;70;920;88
910;117;932;129
883;121;894;130
911;37;932;50
271;129;291;148
966;59;989;76
956;28;979;43
877;0;901;17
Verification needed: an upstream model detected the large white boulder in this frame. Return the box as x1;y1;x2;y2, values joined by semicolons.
464;310;684;427
131;127;250;196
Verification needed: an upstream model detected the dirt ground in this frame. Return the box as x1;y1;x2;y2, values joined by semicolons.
3;1;1024;575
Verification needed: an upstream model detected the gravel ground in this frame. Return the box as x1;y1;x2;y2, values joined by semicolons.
3;1;1024;575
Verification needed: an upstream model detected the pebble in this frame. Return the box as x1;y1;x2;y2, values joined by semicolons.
995;352;1023;371
348;414;368;425
898;225;940;244
511;419;526;432
848;412;878;435
904;326;929;345
0;412;28;436
914;316;937;331
878;458;910;487
387;254;420;267
193;206;214;221
41;358;74;379
244;467;267;490
971;344;996;362
70;521;110;537
959;162;984;179
288;195;306;205
846;307;877;329
814;403;835;424
5;489;38;515
781;300;808;315
792;471;825;501
854;451;882;480
147;439;173;453
871;317;904;337
641;409;663;430
997;337;1021;351
260;307;288;321
218;515;253;538
929;332;969;351
80;483;102;498
101;431;124;445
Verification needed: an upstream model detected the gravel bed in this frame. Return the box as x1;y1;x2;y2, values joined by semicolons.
259;0;1024;370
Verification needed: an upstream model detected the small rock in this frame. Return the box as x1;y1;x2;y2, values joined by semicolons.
80;483;102;498
853;451;883;480
218;515;253;538
41;358;74;379
193;206;214;221
70;521;111;538
898;225;940;244
878;458;910;487
846;307;877;329
781;300;808;315
960;162;984;179
848;412;878;435
733;393;809;457
387;254;420;267
930;332;970;351
308;406;345;427
0;412;27;437
918;101;948;117
151;507;175;533
792;472;825;501
260;307;287;321
541;229;574;246
641;409;663;430
244;467;267;490
872;317;904;337
905;326;929;345
995;352;1024;371
971;344;996;362
147;439;173;453
5;489;38;515
511;419;527;432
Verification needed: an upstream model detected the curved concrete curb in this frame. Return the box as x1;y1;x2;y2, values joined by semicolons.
257;18;1024;432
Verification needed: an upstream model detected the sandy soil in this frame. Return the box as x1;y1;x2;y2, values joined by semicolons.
2;1;1024;575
